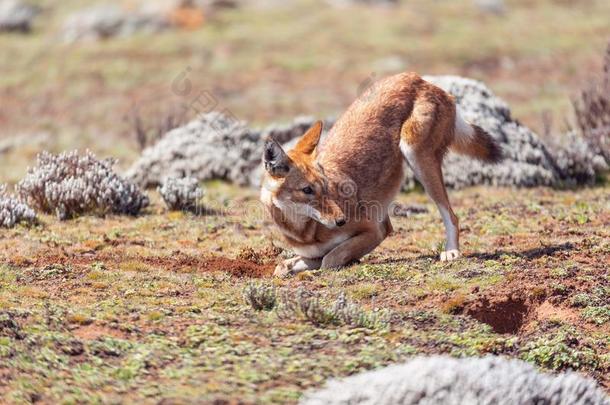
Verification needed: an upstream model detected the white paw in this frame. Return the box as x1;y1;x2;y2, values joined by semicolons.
273;257;306;277
273;259;296;277
440;249;461;262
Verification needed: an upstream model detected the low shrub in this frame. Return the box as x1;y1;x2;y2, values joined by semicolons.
277;288;389;329
157;177;204;213
17;150;149;220
243;284;389;329
572;41;610;167
0;184;36;228
243;282;277;311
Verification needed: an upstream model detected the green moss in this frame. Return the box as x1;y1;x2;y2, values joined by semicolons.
581;306;610;326
519;327;601;371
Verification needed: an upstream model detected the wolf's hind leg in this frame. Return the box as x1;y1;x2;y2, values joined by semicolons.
402;148;460;261
321;227;384;269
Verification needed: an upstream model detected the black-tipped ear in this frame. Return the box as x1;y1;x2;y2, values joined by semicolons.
264;138;291;177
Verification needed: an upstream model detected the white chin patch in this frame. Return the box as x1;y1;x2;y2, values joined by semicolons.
319;220;336;229
272;198;334;227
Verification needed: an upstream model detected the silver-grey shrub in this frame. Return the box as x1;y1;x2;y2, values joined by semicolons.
302;355;609;405
17;150;149;220
0;184;36;228
243;284;388;328
277;288;389;329
157;177;204;213
243;282;277;311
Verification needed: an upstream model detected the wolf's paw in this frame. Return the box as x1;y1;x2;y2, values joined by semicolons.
440;249;460;262
273;259;296;278
273;257;306;278
274;257;322;277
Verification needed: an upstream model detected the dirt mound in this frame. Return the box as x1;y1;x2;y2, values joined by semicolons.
198;256;273;278
8;250;272;278
464;293;533;334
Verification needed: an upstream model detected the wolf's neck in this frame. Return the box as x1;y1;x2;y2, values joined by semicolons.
274;207;316;243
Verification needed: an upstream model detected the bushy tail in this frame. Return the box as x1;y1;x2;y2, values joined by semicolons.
451;110;503;163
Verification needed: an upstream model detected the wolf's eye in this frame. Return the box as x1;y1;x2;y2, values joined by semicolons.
302;186;314;195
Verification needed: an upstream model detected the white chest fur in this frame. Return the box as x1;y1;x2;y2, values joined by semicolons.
292;234;350;259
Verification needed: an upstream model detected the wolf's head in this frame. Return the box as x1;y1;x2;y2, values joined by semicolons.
261;121;346;228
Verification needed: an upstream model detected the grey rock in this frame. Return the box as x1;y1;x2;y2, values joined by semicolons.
127;112;261;188
0;0;39;33
301;355;609;405
127;112;332;188
61;4;169;42
424;75;606;188
127;76;606;190
474;0;507;16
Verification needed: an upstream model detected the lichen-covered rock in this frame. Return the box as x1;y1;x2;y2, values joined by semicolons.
326;0;398;7
128;76;606;190
127;112;258;187
301;355;610;405
17;150;149;220
61;4;169;42
0;0;39;33
428;75;607;188
424;75;560;189
127;112;331;188
0;184;36;228
158;177;203;212
473;0;507;16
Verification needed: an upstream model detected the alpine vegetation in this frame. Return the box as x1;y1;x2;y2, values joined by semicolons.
277;288;390;329
571;42;610;167
0;184;36;228
243;282;277;311
158;177;204;213
17;150;149;220
302;355;610;405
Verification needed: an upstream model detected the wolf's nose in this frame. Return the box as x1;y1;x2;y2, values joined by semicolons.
336;218;346;227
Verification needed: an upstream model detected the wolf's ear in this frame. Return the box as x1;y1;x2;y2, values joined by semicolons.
264;138;291;177
295;120;323;155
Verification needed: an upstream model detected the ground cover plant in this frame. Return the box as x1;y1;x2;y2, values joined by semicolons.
0;184;608;403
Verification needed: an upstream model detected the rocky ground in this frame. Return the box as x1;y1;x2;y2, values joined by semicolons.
0;183;608;403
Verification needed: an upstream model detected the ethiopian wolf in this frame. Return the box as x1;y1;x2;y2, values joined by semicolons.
261;72;502;276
